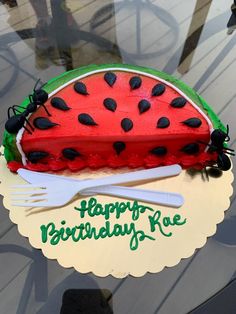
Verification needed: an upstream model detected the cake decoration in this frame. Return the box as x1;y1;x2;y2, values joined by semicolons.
2;64;233;173
216;153;231;171
62;148;81;160
157;117;170;128
104;71;117;87
27;151;49;163
5;108;32;134
78;113;97;126
150;147;167;156
121;118;133;132
50;97;71;111
74;81;89;95
129;76;142;89
30;80;50;116
170;97;187;108
138;99;151;114
181;143;200;155
151;83;166;96
182;118;202;128
31;79;49;104
26;102;38;114
103;98;117;112
113;142;126;155
40;197;180;251
33;117;58;130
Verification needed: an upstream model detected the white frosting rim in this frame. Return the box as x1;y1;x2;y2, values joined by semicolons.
17;67;214;165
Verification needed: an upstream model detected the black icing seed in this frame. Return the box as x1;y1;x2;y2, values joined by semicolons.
151;84;166;96
157;117;170;128
51;97;70;111
27;151;49;163
181;143;199;154
33;117;58;130
78;113;97;126
182;118;202;128
74;82;89;95
113;141;126;155
170;97;187;108
121;118;133;132
62;148;81;160
138;99;151;114
129;76;142;90
103;98;117;112
104;72;117;87
150;146;167;156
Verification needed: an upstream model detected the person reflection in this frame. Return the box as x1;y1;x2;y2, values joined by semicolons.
0;0;17;7
36;271;114;314
29;0;79;68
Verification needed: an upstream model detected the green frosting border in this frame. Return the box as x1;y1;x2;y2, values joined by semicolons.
3;63;226;162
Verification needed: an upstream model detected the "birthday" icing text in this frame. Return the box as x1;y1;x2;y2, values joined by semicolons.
40;198;187;251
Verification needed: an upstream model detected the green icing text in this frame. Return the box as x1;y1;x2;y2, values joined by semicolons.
40;198;187;251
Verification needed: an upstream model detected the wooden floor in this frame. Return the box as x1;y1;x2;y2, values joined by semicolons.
0;0;236;313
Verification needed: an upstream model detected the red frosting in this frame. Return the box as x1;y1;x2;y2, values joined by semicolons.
8;151;217;173
16;70;214;172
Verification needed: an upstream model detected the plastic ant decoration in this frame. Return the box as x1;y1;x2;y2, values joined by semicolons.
201;125;234;171
5;106;34;134
28;79;50;116
5;80;50;135
210;125;234;171
216;152;232;171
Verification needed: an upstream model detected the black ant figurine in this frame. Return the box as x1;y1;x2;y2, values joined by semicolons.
198;125;234;171
216;152;232;171
210;125;230;150
25;95;38;115
209;125;234;171
5;80;51;135
5;106;34;134
29;79;51;116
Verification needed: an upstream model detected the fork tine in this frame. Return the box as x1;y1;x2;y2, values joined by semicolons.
11;190;47;195
11;184;46;189
11;202;53;207
11;196;48;201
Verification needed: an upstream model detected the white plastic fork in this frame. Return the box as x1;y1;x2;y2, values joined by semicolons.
11;184;184;208
11;165;183;208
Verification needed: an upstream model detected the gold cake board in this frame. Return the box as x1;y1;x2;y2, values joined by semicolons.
0;147;233;278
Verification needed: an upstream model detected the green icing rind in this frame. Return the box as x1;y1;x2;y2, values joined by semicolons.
3;63;226;162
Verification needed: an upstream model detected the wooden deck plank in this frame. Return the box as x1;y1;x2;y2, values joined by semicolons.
0;262;33;314
112;240;236;314
0;0;120;74
218;93;236;142
0;0;98;35
0;250;122;314
35;262;122;314
0;2;36;34
0;196;14;238
0;226;32;291
114;0;194;57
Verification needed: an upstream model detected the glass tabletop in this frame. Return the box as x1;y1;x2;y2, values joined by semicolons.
0;1;235;313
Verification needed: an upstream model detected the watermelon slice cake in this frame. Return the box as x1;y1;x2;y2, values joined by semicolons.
3;64;233;173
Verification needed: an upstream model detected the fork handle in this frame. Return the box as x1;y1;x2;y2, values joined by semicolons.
78;164;182;191
82;185;184;208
